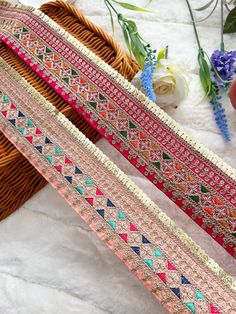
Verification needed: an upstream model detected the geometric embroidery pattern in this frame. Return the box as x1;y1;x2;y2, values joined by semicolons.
0;10;236;258
0;92;221;314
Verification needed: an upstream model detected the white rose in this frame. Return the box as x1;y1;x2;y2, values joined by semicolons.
131;59;188;109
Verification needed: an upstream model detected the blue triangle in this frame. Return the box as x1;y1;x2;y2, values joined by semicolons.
18;111;25;117
171;287;180;299
97;209;104;218
8;119;16;126
65;176;72;184
107;199;115;207
75;166;83;174
131;246;140;255
142;235;150;244
45;137;53;144
181;275;191;284
35;146;43;153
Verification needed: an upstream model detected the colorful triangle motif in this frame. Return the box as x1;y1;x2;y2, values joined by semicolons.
185;302;195;313
1;111;7;117
18;127;25;135
8;119;16;126
209;304;220;314
118;210;126;220
142;235;150;244
156;273;166;284
75;166;83;174
35;128;42;135
108;221;116;229
167;262;177;270
64;156;72;164
195;290;205;300
65;176;72;183
131;246;140;255
55;147;63;155
96;188;103;196
85;198;94;206
145;259;153;269
130;223;138;231
26;136;33;143
54;165;63;173
181;275;191;284
154;248;164;257
76;186;83;195
107;199;115;207
97;209;104;218
45;155;52;163
119;233;128;243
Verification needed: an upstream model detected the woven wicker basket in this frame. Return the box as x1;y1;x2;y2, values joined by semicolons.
0;0;139;220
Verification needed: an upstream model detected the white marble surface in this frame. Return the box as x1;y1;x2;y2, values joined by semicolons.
0;0;236;313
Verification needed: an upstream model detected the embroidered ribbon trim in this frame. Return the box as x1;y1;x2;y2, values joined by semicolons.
0;2;235;257
0;58;235;314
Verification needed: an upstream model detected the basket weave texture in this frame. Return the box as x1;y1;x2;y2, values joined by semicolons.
0;0;139;220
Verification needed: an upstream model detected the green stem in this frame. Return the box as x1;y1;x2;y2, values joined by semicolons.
185;0;202;51
105;0;119;15
220;0;225;51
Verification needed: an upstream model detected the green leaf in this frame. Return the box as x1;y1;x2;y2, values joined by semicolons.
111;0;157;13
119;22;132;54
198;50;212;95
224;6;236;33
105;0;115;33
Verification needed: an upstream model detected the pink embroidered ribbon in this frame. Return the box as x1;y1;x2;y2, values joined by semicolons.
0;59;235;314
0;3;236;258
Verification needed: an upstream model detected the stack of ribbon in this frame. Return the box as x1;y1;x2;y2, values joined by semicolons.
0;1;235;313
0;0;139;220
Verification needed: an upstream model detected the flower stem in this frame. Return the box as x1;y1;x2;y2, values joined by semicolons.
185;0;201;51
220;0;225;51
104;0;118;15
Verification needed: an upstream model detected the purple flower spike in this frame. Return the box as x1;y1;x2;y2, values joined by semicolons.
210;50;236;89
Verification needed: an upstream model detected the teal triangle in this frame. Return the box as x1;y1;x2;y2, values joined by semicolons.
118;210;126;220
153;162;161;169
154;248;164;257
3;95;9;103
27;119;34;127
18;127;25;134
195;290;205;300
76;186;83;195
99;93;106;100
108;221;116;229
55;147;63;155
185;302;195;313
37;55;44;61
144;259;153;269
45;155;52;163
85;177;92;185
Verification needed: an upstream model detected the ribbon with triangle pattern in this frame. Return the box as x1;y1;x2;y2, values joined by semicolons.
0;56;236;313
0;1;235;257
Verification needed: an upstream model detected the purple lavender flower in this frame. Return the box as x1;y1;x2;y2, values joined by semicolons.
210;50;236;89
210;83;230;142
141;61;157;102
